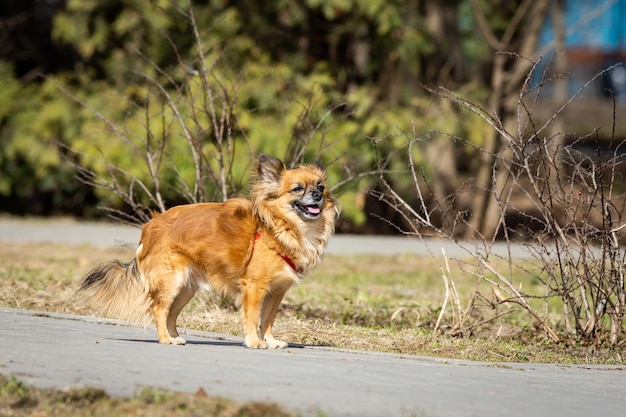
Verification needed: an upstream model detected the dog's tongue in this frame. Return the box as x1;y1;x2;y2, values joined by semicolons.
307;206;321;214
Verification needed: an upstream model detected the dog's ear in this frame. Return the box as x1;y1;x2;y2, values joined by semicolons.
257;153;285;183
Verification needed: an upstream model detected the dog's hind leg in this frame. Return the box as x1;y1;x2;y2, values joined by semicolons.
166;284;196;345
151;270;190;345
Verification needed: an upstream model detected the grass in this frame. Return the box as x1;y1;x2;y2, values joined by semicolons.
0;375;295;417
1;241;623;364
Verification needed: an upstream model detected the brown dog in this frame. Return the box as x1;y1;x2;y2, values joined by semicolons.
79;154;336;348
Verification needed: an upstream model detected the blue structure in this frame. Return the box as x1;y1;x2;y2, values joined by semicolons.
537;0;626;100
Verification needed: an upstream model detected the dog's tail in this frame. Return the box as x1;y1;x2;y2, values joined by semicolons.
79;258;151;325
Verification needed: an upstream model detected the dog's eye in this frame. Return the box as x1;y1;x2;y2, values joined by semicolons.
291;185;304;193
317;183;325;192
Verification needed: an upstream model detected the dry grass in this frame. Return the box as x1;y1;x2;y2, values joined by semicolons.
1;242;624;365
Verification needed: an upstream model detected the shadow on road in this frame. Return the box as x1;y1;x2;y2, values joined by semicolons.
114;338;309;348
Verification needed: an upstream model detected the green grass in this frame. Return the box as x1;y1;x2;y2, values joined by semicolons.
0;375;295;417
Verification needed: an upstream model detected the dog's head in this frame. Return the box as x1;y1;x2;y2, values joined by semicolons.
252;153;335;224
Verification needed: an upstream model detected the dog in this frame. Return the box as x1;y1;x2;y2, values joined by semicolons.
79;154;336;348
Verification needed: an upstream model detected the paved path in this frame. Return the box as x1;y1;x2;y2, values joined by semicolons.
1;218;625;416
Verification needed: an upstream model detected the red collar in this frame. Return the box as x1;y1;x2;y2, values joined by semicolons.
255;232;301;273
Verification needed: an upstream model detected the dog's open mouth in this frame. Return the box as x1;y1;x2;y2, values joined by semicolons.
293;201;322;219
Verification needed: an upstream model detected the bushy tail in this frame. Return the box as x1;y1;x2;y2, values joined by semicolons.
79;259;150;324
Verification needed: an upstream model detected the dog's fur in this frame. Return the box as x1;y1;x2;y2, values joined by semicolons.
79;154;336;348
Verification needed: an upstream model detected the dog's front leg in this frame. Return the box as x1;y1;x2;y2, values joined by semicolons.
241;279;267;348
260;287;289;349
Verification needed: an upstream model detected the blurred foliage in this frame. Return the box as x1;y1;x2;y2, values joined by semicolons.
0;0;508;229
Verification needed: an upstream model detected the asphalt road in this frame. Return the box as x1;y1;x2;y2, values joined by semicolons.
1;218;625;416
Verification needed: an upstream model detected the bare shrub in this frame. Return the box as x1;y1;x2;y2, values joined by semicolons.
372;55;626;345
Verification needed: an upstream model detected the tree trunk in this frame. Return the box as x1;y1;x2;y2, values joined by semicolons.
465;0;551;240
464;54;506;238
549;0;568;169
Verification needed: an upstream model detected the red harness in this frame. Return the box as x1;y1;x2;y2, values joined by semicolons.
254;232;301;273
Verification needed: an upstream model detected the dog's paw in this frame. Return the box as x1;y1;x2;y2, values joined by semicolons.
244;337;268;349
159;336;186;345
171;336;187;345
264;337;288;349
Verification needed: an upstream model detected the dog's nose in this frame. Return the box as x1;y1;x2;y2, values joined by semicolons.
312;190;322;202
